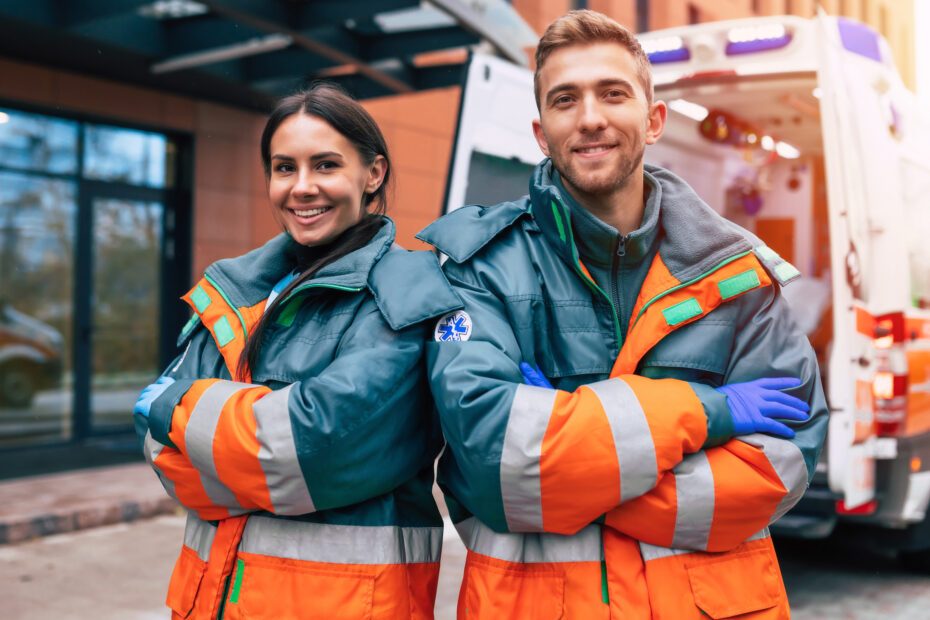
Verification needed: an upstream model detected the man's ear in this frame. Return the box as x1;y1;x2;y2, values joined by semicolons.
645;100;667;145
532;118;550;156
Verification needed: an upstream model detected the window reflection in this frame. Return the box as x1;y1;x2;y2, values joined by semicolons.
0;108;79;175
84;124;171;188
0;172;74;445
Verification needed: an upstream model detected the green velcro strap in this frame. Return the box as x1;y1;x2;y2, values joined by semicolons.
662;297;703;327
191;285;212;313
213;315;236;347
718;269;762;300
775;261;801;283
229;558;244;604
755;245;780;262
276;298;301;328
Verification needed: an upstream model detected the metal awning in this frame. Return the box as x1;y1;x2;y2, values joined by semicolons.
0;0;537;110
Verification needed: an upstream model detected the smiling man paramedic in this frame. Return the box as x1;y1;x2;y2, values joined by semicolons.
420;9;828;620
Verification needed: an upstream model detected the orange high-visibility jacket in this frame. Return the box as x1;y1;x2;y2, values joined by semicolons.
136;219;463;620
419;162;828;619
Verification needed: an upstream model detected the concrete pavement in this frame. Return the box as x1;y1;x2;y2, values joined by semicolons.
2;514;465;620
7;514;930;619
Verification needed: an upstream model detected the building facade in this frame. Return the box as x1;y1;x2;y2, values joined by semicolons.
0;0;915;463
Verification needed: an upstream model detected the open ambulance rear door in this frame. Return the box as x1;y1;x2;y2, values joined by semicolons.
443;52;539;216
816;13;914;511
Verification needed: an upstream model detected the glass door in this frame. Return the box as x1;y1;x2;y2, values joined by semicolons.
87;195;165;432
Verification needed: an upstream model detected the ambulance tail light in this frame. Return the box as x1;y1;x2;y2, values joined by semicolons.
836;499;878;516
871;313;909;437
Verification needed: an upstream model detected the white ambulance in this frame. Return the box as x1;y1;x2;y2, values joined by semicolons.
442;14;930;565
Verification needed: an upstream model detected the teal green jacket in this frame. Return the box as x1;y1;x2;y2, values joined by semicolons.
136;217;462;529
420;161;827;551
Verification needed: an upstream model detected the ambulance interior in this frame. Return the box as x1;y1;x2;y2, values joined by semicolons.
645;74;833;372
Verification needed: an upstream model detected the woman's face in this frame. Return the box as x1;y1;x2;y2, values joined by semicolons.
267;113;386;247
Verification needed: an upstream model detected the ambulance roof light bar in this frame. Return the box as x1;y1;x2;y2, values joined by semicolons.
641;35;690;64
725;24;793;55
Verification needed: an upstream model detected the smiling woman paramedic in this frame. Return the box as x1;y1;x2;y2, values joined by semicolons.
132;83;461;620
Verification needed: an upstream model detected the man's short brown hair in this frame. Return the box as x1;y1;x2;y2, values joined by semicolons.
534;9;653;109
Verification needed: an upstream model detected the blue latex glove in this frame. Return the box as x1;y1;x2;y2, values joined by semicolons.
133;376;176;419
520;362;554;389
716;377;810;439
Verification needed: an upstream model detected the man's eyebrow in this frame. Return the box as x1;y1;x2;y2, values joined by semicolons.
596;78;636;92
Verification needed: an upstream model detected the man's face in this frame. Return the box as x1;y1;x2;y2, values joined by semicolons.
533;43;665;200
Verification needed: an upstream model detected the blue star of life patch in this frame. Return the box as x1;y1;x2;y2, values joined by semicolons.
434;310;472;342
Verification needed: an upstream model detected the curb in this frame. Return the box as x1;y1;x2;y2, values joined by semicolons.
0;496;180;545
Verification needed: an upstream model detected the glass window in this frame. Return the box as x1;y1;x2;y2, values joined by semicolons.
83;124;171;188
0;108;79;175
463;150;535;208
0;172;75;445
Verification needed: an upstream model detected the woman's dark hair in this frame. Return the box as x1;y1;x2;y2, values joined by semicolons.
238;82;392;379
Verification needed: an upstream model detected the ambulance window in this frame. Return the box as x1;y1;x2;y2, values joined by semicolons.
902;158;930;309
463;151;536;207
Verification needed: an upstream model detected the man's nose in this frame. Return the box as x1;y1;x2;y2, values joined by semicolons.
578;96;607;133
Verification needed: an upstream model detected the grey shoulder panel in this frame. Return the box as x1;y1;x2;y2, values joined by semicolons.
368;249;464;331
752;245;802;286
416;200;530;263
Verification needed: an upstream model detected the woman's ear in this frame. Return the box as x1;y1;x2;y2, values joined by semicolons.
365;155;388;194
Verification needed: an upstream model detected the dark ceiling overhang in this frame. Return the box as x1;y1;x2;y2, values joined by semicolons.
0;0;537;112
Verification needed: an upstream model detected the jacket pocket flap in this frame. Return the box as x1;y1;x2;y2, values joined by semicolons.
166;545;207;618
686;548;780;618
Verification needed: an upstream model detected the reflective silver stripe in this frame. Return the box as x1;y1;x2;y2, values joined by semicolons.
252;384;315;514
671;451;715;550
183;512;217;562
239;516;441;564
500;385;557;532
144;431;177;501
640;527;770;562
739;433;809;521
588;378;658;501
455;516;602;563
185;380;253;510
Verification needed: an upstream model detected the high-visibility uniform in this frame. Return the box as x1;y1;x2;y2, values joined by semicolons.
137;218;462;620
419;162;828;619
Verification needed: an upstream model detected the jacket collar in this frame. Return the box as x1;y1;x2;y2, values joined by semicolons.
553;170;661;268
204;217;396;307
529;159;751;283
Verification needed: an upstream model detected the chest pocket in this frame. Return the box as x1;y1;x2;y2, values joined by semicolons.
250;295;363;386
638;319;736;387
506;294;614;380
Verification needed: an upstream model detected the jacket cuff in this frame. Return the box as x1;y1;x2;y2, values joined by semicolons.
149;378;196;449
689;382;734;448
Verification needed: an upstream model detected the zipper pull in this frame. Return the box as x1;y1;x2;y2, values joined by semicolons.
617;235;628;258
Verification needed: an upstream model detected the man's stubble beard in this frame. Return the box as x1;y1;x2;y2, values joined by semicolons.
553;141;644;201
